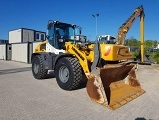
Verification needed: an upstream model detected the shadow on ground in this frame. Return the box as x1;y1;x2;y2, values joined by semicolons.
0;67;31;75
135;117;153;120
0;68;87;90
45;71;87;90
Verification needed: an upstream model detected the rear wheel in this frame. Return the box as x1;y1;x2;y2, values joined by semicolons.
32;55;48;79
55;57;82;90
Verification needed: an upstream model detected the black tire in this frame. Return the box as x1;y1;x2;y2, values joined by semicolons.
55;57;82;90
32;55;48;79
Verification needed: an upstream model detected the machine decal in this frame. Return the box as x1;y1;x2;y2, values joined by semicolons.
104;46;111;56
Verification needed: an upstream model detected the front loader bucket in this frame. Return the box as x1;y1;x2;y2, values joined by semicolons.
86;63;145;110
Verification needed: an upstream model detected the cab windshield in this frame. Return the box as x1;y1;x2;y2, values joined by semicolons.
47;22;76;49
55;23;75;41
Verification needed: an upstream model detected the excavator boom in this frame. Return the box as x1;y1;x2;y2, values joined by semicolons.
116;5;144;45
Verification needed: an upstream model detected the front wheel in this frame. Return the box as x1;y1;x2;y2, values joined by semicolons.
55;57;82;90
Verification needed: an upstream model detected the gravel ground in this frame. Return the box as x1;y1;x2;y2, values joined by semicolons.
0;60;159;120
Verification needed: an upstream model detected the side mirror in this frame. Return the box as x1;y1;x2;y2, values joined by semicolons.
47;23;52;30
59;39;64;42
46;35;49;39
79;29;82;35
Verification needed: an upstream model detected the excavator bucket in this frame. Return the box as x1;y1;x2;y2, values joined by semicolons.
86;62;145;110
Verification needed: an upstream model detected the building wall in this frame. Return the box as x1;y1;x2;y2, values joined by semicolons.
22;29;34;42
157;43;159;49
12;43;28;63
0;44;6;60
9;28;46;44
6;28;46;63
9;29;22;43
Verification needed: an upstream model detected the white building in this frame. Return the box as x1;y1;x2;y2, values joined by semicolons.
157;43;159;49
9;28;46;43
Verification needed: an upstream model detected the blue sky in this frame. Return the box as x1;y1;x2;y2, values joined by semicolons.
0;0;159;41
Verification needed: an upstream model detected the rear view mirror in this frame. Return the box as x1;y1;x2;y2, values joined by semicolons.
79;29;82;35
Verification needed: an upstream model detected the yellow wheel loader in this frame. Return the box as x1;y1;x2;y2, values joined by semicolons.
31;11;145;110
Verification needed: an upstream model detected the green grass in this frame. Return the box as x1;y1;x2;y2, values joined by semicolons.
131;51;159;63
152;51;159;63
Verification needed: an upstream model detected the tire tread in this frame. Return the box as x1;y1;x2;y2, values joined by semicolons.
32;55;48;79
65;57;82;90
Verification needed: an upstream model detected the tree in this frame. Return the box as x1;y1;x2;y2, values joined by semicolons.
125;36;140;47
153;40;158;48
125;37;158;49
145;40;153;48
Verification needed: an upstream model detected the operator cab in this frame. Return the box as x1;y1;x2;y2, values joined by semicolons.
98;35;116;44
47;21;82;50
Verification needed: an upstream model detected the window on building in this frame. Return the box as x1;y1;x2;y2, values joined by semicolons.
36;33;40;40
9;46;11;50
41;34;45;40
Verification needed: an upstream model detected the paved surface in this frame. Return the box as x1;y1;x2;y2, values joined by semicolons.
0;60;159;120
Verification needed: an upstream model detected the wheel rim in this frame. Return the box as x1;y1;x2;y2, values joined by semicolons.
59;66;69;83
33;62;39;74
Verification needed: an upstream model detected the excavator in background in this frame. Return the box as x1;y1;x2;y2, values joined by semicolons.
98;6;151;64
31;6;145;110
116;5;152;64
